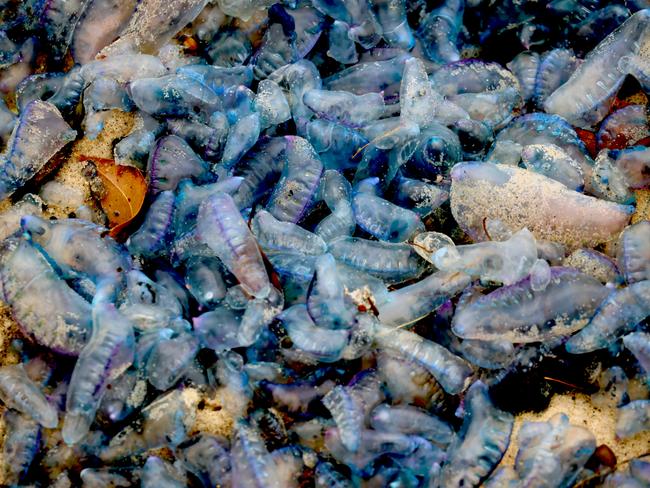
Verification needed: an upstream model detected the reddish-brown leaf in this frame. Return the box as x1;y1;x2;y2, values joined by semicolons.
79;155;147;237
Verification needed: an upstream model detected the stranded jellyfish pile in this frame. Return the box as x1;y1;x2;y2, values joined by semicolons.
0;0;649;486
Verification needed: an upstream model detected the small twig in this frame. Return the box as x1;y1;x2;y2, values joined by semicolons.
542;376;586;391
409;241;430;252
352;142;371;160
482;217;492;241
367;296;379;317
351;125;406;159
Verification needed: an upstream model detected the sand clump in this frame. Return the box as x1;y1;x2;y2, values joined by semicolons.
190;389;236;439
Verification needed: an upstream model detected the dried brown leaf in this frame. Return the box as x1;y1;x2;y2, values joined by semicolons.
79;155;147;237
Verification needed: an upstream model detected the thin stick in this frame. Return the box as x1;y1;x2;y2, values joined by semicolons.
542;376;585;391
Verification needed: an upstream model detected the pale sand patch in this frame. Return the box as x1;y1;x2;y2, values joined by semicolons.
188;387;245;439
0;305;23;369
70;109;135;162
633;189;650;224
191;396;234;439
503;393;650;467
